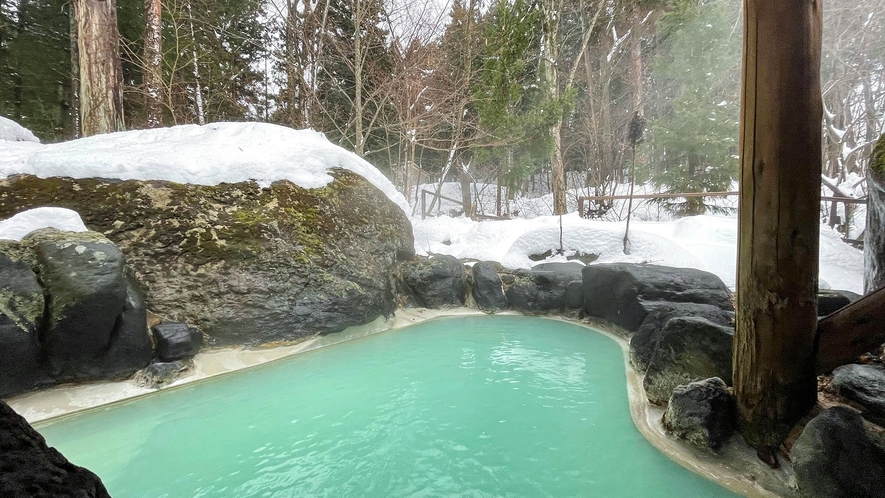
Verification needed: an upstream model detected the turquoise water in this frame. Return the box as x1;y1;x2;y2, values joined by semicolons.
38;316;738;497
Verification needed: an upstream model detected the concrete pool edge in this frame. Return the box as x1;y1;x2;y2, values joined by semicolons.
9;307;793;497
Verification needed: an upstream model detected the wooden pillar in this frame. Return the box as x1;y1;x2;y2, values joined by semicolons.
734;0;823;452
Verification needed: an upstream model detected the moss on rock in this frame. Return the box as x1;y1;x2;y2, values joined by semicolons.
872;133;885;179
0;170;415;346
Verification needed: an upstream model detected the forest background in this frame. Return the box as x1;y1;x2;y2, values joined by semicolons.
0;0;882;219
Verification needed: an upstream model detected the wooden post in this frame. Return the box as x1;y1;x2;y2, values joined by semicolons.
734;0;823;453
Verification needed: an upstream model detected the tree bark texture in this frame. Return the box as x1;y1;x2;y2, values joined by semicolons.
630;3;643;115
69;6;81;138
864;134;885;292
74;0;124;136
734;0;823;450
542;0;566;215
143;0;163;127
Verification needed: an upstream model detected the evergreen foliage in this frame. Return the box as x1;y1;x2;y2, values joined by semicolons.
472;0;554;190
0;0;73;140
643;0;741;215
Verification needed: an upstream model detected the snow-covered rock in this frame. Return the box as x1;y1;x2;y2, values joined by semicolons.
0;122;407;214
0;208;87;241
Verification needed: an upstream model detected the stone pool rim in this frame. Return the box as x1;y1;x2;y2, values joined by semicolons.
14;308;785;498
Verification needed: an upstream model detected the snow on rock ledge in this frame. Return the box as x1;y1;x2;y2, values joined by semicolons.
0;207;87;241
0;122;407;213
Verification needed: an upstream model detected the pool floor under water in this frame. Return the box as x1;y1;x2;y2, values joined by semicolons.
38;315;739;497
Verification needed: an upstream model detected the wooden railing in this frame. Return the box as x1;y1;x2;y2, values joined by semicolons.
420;189;507;220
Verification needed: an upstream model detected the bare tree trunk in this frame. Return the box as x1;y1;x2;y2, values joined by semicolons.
630;3;643;115
352;0;365;155
283;0;304;127
734;0;822;455
459;160;472;217
74;0;124;136
70;6;81;138
186;0;204;125
144;0;163;127
543;0;566;215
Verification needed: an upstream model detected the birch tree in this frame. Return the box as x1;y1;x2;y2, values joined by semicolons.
143;0;162;127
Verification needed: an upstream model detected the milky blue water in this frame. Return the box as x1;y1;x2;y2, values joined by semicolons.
37;315;738;497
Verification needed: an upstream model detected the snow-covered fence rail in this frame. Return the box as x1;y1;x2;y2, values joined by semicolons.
420;189;507;221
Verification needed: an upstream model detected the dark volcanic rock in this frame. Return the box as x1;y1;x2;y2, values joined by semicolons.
505;262;584;313
25;229;127;377
792;406;885;498
817;289;860;316
662;377;735;452
471;261;507;311
93;281;153;378
831;364;885;426
401;255;467;308
0;234;152;396
0;171;414;346
582;264;733;332
134;360;194;389
643;316;734;405
152;322;203;361
630;302;734;373
0;400;110;498
0;247;48;397
564;281;583;309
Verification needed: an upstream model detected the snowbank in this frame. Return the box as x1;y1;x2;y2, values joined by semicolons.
0;207;88;241
0;122;408;213
0;116;39;143
412;213;865;294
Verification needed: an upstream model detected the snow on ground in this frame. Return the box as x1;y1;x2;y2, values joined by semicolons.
0;207;88;241
0;116;40;143
0;121;408;213
412;213;865;294
415;181;739;222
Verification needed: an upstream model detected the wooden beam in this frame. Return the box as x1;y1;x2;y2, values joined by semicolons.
816;285;885;374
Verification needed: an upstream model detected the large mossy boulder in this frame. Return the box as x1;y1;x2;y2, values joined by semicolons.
0;170;415;346
25;229;127;375
582;263;733;332
0;400;110;497
0;230;153;396
792;406;885;498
